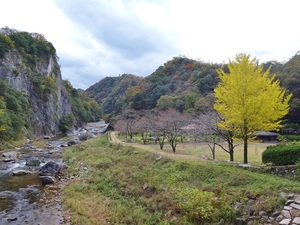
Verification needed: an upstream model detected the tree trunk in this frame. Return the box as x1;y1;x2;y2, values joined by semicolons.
171;139;176;153
208;143;216;160
172;145;176;153
212;144;215;159
227;137;234;162
243;137;248;164
229;148;234;162
158;137;165;150
143;133;148;144
229;141;234;162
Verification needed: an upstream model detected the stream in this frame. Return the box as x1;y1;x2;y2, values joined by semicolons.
0;121;108;225
0;141;69;225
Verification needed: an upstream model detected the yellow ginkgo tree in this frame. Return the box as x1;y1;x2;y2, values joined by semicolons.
214;53;291;164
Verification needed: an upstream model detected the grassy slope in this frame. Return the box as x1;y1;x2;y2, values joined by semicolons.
62;134;300;225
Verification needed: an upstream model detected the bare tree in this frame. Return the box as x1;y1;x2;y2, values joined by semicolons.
184;112;239;161
207;134;218;160
113;120;124;135
210;112;239;162
152;112;167;150
157;109;187;153
135;111;154;144
116;109;140;140
183;113;217;159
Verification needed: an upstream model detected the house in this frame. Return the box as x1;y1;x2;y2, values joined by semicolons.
252;131;279;142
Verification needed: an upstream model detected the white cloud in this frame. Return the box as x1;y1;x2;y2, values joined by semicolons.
1;0;300;89
164;0;300;63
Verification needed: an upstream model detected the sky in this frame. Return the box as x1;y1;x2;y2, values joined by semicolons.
0;0;300;89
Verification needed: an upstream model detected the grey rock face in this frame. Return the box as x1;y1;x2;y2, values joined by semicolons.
0;51;72;136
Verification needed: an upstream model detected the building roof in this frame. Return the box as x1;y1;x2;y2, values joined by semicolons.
253;131;279;136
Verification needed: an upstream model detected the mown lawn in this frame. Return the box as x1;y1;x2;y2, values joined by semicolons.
62;134;300;225
115;132;275;166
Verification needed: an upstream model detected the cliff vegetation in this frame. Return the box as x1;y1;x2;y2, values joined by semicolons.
0;27;101;147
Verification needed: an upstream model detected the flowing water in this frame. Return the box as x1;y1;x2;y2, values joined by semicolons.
0;141;69;225
0;121;108;225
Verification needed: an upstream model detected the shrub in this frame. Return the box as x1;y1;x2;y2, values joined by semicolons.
282;135;300;142
59;114;75;133
176;188;215;223
262;142;300;165
0;35;14;58
0;80;30;143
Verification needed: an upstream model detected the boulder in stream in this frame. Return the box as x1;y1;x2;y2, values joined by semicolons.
40;176;56;185
7;216;18;222
2;151;17;162
26;156;40;166
13;170;32;176
67;138;80;146
38;161;64;177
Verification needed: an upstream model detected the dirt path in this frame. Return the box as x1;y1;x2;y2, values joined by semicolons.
110;131;206;162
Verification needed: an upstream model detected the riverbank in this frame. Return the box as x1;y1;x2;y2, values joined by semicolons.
0;120;109;225
63;133;300;224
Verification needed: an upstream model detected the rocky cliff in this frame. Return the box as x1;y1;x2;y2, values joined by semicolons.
0;30;72;137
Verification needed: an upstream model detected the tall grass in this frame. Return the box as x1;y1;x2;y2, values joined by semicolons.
62;134;300;224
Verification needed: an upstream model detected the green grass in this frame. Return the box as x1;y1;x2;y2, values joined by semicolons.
183;142;273;165
118;133;274;165
62;134;300;225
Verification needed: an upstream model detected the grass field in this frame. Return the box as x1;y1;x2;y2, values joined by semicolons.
62;133;300;225
113;132;275;166
176;141;274;165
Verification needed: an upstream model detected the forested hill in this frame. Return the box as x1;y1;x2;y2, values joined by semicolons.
86;57;222;117
130;57;221;110
86;53;300;126
86;74;143;118
0;27;101;145
275;53;300;125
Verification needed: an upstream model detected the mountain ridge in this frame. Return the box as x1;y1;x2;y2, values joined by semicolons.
85;54;300;126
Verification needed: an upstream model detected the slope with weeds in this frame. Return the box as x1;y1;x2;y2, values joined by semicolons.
62;134;300;224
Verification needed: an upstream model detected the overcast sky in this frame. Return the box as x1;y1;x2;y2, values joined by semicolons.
1;0;300;89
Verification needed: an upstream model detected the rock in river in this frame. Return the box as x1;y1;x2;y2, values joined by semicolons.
13;170;32;176
38;161;64;177
2;151;17;162
40;176;56;185
26;156;40;166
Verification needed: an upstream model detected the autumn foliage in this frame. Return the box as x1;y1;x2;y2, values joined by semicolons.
214;54;291;163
